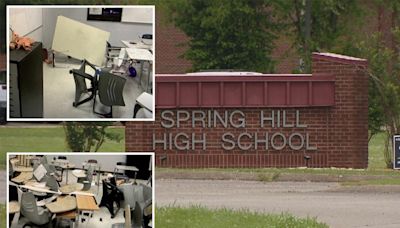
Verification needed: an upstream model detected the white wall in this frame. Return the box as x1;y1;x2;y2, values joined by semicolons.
46;154;127;172
42;8;153;49
9;7;43;42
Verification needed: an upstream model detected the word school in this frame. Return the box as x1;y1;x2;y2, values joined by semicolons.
153;110;317;151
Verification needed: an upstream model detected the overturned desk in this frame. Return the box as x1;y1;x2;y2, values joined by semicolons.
76;194;99;224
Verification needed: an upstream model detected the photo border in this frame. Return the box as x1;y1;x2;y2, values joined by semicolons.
6;5;156;122
6;151;155;227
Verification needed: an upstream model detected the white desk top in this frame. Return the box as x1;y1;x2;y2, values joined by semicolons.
136;92;153;111
116;165;139;172
20;185;61;194
14;166;33;172
121;40;152;50
72;169;86;178
126;48;153;61
11;172;33;184
46;195;77;213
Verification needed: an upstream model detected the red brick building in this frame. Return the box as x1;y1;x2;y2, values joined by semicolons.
126;53;369;168
123;4;396;169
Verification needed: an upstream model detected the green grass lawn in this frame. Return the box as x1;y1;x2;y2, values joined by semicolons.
0;127;125;168
0;204;5;228
368;132;387;169
156;206;328;228
0;128;394;227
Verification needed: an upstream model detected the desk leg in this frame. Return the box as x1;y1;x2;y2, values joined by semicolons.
76;210;80;228
78;210;93;226
147;61;154;94
66;169;69;184
146;61;151;93
97;167;100;193
140;61;144;90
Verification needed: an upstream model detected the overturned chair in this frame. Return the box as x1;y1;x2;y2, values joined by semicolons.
100;178;124;218
70;60;126;118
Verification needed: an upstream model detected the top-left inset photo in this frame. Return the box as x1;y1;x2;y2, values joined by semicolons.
7;5;154;121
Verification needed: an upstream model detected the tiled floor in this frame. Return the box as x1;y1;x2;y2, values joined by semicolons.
42;57;150;119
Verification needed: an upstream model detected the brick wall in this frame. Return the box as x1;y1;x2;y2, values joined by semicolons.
155;11;192;74
126;53;369;169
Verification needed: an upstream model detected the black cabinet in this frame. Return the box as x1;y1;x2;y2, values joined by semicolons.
9;42;43;118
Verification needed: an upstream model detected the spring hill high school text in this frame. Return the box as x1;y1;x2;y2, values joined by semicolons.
153;109;317;151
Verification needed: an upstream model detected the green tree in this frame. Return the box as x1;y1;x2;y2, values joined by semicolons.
352;1;400;167
63;122;122;152
356;30;400;168
275;0;361;72
163;0;279;72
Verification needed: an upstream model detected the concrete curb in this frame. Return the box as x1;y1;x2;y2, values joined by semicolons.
155;170;399;183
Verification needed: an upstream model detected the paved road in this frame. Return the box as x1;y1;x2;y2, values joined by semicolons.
156;179;400;228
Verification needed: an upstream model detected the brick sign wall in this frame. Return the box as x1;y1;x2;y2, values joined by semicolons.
126;53;369;168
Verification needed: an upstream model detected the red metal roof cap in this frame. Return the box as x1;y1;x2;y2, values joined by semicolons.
186;72;263;76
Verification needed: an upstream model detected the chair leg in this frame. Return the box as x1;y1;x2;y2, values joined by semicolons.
133;103;141;118
73;93;95;107
93;96;113;118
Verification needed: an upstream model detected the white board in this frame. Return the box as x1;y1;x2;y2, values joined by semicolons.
52;16;110;66
121;8;153;24
9;8;42;37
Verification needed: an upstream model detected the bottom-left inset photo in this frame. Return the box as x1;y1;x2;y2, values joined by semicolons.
7;152;154;228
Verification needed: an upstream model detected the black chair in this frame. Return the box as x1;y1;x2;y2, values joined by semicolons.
70;60;126;118
58;156;67;160
70;60;97;108
99;179;124;218
87;159;97;164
